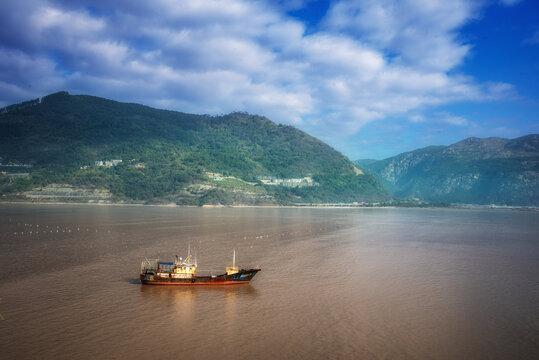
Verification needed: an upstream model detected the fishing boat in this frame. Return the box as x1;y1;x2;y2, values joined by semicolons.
139;247;260;285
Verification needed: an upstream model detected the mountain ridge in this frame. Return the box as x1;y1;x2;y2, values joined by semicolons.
355;135;539;206
0;91;388;205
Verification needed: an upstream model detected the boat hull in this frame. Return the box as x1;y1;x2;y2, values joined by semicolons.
140;269;260;286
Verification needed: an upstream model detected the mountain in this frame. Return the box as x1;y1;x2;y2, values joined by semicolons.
355;135;539;206
0;92;388;205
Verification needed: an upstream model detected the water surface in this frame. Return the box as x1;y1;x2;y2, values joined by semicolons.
0;204;538;359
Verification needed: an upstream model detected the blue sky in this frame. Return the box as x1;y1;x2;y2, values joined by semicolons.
0;0;537;159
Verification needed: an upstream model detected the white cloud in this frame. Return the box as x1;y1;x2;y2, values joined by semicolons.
408;112;470;126
408;114;426;123
0;0;515;136
323;0;479;71
32;6;105;33
436;113;469;126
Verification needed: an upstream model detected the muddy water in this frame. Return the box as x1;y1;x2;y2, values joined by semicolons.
0;204;538;359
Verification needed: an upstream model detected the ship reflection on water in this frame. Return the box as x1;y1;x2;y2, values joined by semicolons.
138;285;260;342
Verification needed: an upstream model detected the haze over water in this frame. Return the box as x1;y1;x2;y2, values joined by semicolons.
0;204;538;359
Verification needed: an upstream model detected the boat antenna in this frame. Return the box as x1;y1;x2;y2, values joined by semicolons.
188;243;191;263
233;248;236;269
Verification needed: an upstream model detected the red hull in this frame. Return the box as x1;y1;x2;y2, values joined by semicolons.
141;280;251;286
140;268;260;286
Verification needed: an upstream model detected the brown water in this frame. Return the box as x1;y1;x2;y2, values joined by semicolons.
0;204;538;359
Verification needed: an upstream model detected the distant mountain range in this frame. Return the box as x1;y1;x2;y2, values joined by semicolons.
0;92;388;205
2;92;536;206
356;135;539;206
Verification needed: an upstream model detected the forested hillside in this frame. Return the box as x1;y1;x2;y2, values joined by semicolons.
0;92;388;205
356;136;539;206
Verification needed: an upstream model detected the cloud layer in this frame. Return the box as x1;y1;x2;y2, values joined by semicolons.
0;0;515;142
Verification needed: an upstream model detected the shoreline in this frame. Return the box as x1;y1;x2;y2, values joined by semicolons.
0;200;537;211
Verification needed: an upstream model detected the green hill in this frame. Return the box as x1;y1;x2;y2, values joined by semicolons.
0;92;388;205
355;136;539;206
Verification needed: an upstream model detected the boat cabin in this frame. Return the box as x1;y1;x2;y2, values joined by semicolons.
172;258;197;279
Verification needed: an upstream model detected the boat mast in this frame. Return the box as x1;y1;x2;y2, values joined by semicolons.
226;248;239;275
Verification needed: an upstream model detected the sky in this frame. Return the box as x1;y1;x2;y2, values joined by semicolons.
0;0;538;160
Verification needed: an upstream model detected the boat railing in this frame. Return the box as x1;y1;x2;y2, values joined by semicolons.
141;258;156;267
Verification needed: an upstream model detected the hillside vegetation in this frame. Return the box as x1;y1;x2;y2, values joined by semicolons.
356;136;539;206
0;92;388;205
